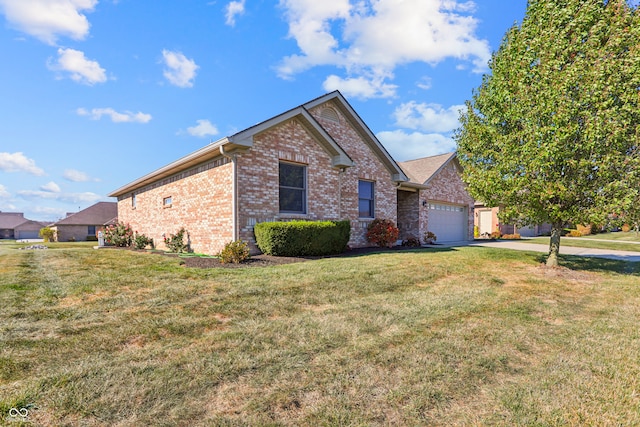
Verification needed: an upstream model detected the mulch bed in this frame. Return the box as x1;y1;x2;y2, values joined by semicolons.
179;245;431;269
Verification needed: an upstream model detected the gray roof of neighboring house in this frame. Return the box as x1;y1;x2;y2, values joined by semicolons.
0;212;28;229
52;202;117;226
398;152;458;186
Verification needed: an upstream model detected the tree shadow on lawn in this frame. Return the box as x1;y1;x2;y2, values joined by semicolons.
533;253;640;276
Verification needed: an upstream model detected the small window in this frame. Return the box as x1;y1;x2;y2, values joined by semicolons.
88;225;96;236
163;196;172;207
132;193;137;208
279;162;306;213
358;180;375;218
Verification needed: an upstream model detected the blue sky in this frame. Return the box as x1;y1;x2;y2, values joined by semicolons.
0;0;528;222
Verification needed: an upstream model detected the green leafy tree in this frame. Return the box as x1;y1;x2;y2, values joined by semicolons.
39;227;55;242
456;0;640;266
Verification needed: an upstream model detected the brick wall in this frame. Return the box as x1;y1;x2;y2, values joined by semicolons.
117;158;234;254
422;162;475;240
116;101;401;254
235;101;399;250
397;190;419;241
310;102;398;247
55;225;93;242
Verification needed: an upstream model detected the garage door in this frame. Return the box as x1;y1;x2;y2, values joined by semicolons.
427;203;467;242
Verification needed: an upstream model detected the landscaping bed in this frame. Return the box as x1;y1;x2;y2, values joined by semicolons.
181;245;429;268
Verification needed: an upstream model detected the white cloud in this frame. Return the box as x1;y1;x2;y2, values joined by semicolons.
187;119;219;137
48;48;107;85
416;76;432;91
0;184;10;198
277;0;491;98
393;102;465;133
77;107;152;123
225;0;246;26
161;50;199;88
377;130;456;162
323;73;397;99
18;189;102;204
0;0;97;45
0;152;45;175
63;169;98;182
40;181;61;193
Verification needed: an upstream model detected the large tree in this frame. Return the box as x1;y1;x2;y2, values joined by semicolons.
456;0;640;266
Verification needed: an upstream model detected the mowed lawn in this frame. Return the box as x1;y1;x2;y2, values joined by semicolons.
526;231;640;253
1;242;640;426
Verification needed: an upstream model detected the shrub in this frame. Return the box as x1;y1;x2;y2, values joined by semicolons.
104;222;134;247
473;225;480;238
621;223;631;233
133;232;154;250
401;237;421;247
366;219;399;248
577;224;592;235
567;229;583;237
164;228;190;253
501;233;521;240
423;231;437;245
219;240;250;264
489;231;502;240
254;220;350;256
39;227;55;242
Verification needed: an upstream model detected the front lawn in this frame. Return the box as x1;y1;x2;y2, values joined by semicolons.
526;232;640;252
1;243;639;425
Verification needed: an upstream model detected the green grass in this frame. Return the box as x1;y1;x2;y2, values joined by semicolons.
526;232;640;252
1;242;640;425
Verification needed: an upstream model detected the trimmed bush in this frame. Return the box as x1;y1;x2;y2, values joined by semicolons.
423;231;437;245
567;229;583;237
219;240;250;264
501;233;521;240
254;220;350;256
401;237;421;247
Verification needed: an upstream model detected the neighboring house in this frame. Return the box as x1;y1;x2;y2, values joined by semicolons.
0;212;47;240
50;202;118;242
474;202;552;237
109;91;475;255
398;153;475;243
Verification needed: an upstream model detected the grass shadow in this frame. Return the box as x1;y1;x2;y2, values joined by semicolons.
558;255;640;275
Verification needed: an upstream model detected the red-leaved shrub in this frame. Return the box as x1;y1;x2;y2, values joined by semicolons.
366;219;399;248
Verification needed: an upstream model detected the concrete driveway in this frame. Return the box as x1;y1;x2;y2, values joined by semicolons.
465;239;640;262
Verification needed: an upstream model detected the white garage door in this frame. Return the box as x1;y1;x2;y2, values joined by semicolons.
427;203;467;242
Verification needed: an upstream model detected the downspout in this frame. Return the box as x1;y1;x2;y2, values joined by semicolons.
220;145;238;241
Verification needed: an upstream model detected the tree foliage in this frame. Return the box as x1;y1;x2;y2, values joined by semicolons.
456;0;640;266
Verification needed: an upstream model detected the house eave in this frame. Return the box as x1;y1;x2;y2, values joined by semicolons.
108;137;245;197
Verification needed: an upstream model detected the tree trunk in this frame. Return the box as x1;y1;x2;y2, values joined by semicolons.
546;223;563;267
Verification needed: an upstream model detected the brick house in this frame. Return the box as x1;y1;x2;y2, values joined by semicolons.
109;92;474;254
0;212;47;240
50;202;118;242
397;153;475;243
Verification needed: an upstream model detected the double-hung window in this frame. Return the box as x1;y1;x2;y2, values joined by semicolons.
279;162;306;214
358;180;375;218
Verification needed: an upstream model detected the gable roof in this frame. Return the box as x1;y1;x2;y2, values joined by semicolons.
109;91;407;197
399;152;458;187
52;202;117;226
0;212;28;229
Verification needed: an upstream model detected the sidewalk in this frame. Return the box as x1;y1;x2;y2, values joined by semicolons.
466;239;640;262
